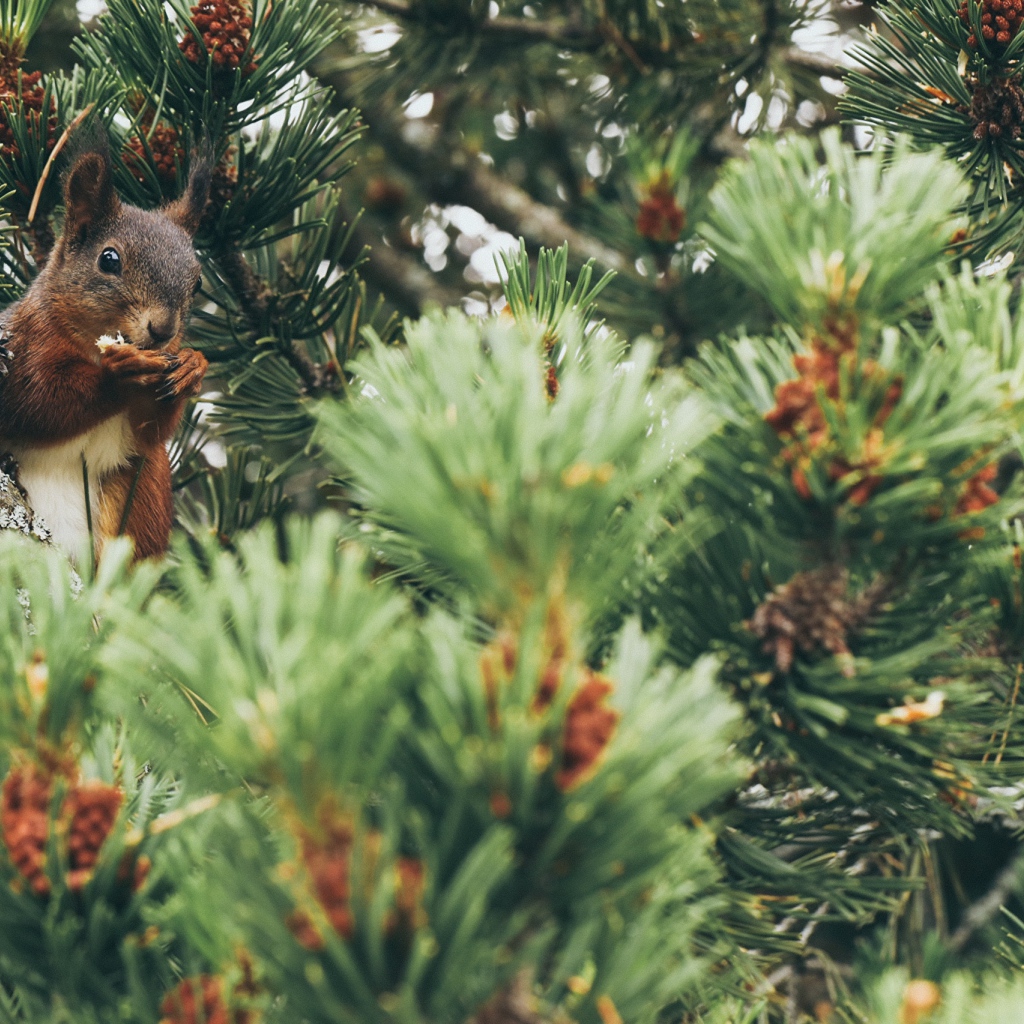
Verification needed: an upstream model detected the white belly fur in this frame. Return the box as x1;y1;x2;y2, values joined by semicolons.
3;414;136;558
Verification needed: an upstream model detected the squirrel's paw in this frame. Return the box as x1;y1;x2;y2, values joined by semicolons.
157;348;208;402
102;344;174;389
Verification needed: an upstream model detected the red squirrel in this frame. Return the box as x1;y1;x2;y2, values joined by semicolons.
0;148;211;560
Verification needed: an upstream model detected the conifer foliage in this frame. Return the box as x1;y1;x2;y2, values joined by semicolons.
5;0;1024;1019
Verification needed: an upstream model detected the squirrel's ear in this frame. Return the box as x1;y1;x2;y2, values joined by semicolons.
63;151;120;246
165;158;212;236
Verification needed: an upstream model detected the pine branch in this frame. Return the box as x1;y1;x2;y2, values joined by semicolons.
351;221;465;316
216;248;273;328
781;46;854;79
948;853;1024;953
214;247;343;396
360;0;838;79
319;74;632;275
359;0;599;47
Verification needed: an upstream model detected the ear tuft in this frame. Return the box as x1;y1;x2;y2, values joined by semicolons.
165;156;212;236
63;150;120;246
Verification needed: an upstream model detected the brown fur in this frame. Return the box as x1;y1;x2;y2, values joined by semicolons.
0;149;211;560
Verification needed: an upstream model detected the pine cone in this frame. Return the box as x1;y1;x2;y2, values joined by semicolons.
0;67;55;163
1;762;52;895
179;0;257;75
63;780;122;891
746;565;888;676
555;672;619;790
636;172;686;243
384;857;426;935
955;463;1000;515
126;123;184;185
959;0;1024;52
294;805;355;940
965;76;1024;140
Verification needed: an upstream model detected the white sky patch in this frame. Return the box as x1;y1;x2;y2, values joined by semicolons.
76;0;106;20
404;92;435;119
447;205;490;236
736;92;764;134
494;110;518;140
469;232;518;284
357;23;401;53
586;143;610;178
766;93;787;130
977;251;1015;276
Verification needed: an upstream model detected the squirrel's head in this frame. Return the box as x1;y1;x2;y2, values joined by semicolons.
46;149;211;350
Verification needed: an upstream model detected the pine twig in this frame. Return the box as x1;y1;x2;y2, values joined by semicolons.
781;47;856;80
351;226;464;316
948;854;1024;952
321;75;632;276
360;0;601;48
26;103;96;268
362;0;848;83
216;248;343;397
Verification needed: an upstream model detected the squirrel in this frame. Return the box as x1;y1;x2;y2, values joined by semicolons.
0;147;212;561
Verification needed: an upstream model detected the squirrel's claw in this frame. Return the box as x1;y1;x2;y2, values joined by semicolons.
0;327;14;373
157;349;208;402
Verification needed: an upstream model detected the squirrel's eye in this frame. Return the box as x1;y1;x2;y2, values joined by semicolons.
98;248;122;275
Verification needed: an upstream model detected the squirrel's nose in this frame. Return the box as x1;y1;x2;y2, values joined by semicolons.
147;319;176;345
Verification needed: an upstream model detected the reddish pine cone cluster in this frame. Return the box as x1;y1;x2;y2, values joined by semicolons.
966;76;1024;140
636;171;685;243
1;763;51;895
179;0;257;74
64;781;123;891
959;0;1024;51
765;328;902;504
1;763;123;896
556;672;619;791
0;66;53;163
385;857;427;934
126;123;184;185
956;463;1000;514
160;975;254;1024
288;806;355;948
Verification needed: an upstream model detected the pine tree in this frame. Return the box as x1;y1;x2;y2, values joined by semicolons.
3;0;1024;1020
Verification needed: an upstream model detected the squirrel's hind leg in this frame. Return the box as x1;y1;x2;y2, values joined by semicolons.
98;447;173;560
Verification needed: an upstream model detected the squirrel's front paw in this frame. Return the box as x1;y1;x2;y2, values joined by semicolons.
157;348;208;402
102;344;174;389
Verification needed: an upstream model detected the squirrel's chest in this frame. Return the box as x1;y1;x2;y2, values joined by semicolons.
5;414;137;557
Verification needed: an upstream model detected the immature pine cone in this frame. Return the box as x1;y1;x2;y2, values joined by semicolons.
966;76;1024;140
385;857;427;934
959;0;1024;51
296;807;355;940
179;0;257;74
955;463;1000;515
1;762;51;895
636;171;686;243
0;58;54;162
126;123;184;185
746;564;887;677
555;672;619;790
64;781;123;891
160;975;254;1024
